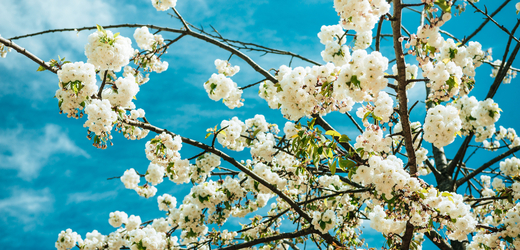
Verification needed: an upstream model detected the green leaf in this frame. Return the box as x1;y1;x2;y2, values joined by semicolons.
325;130;341;137
37;65;47;72
435;0;451;13
339;134;350;143
308;118;316;130
350;75;361;88
339;159;355;171
319;221;327;230
96;24;104;32
330;161;336;175
114;32;120;38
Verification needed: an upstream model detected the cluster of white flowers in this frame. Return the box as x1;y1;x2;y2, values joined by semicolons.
56;229;82;250
170;203;207;240
422;61;463;102
204;72;243;109
411;13;452;50
391;63;419;90
283;122;299;139
215;59;240;76
102;75;139;109
312;209;336;233
423;190;477;241
108;211;128;228
490;59;518;83
123;66;150;85
244;162;286;194
500;157;520;177
84;99;118;136
423;105;462;148
318;25;351;66
151;0;176;11
121;168;140;189
192;153;221;183
454;96;500;142
372;91;394;123
437;39;485;77
0;37;11;58
369;205;407;235
353;156;421;198
333;0;390;49
134;26;165;51
85;29;134;72
80;230;105;250
260;52;388;120
250;132;277;162
145;132;183;165
335;50;389;102
415;147;430;176
135;184;158;198
157;193;177;211
146;163;166;186
218;230;238;245
496;126;520;147
117;109;149;140
134;53;169;73
354;125;392;159
56;62;98;118
217;117;247;151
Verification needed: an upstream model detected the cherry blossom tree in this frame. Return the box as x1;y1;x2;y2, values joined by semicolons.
1;0;520;250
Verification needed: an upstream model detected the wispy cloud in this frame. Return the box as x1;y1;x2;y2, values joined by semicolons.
0;124;89;181
66;190;118;204
0;187;54;231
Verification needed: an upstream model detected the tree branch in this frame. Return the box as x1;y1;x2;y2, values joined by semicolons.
0;36;57;73
456;146;520;187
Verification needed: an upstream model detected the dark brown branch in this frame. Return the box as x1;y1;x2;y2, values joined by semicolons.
456;146;520;187
391;1;416;249
461;0;511;45
98;70;108;99
0;36;57;73
424;230;453;250
466;1;520;43
218;227;317;250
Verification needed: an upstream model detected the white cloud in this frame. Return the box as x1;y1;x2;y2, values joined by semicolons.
0;187;54;231
0;124;89;181
66;190;118;204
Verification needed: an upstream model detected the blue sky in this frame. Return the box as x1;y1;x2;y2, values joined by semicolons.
0;0;519;249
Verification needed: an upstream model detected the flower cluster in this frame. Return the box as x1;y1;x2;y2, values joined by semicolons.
422;61;463;102
145;132;183;165
84;99;118;136
453;96;500;142
259;51;389;120
85;28;134;72
151;0;177;11
423;104;462;148
0;37;11;58
318;25;351;66
192;153;221;183
102;75;140;109
217;117;247;151
215;59;240;76
354;125;392;159
333;0;390;49
391;63;418;90
312;209;336;233
204;69;243;109
56;62;98;118
490;59;518;83
369;205;407;235
134;26;165;51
